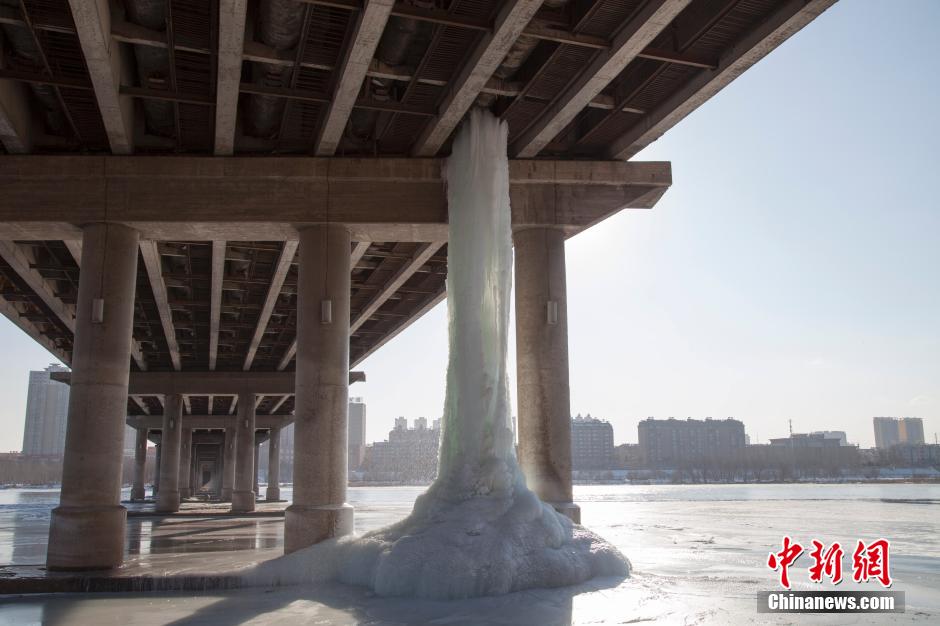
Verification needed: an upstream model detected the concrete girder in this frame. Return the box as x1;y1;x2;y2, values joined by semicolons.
0;157;670;242
608;0;839;160
50;370;365;395
314;0;395;156
511;0;691;158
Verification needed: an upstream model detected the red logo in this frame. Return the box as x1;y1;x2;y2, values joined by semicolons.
808;540;844;584
767;536;804;589
852;539;892;587
767;537;891;589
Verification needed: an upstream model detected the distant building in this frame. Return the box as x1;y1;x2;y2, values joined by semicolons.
259;399;365;480
21;364;70;458
367;417;440;482
638;417;746;468
123;425;138;458
886;443;940;467
571;414;614;470
612;443;641;470
770;432;843;448
874;417;924;448
809;431;849;446
873;417;900;449
279;422;295;482
745;443;861;479
899;418;925;445
348;398;366;471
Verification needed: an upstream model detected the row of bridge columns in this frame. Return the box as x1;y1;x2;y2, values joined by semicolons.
127;421;282;510
45;222;576;570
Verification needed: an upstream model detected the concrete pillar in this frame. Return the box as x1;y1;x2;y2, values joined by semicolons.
153;442;161;496
47;223;140;570
285;224;353;553
266;427;281;501
130;427;148;501
220;427;235;501
253;439;260;495
513;228;580;523
179;427;192;499
156;394;183;513
231;390;256;513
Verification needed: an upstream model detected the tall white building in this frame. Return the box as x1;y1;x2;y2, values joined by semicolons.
22;364;70;458
348;397;366;471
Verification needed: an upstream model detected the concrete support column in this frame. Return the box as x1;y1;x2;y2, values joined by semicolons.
178;428;192;499
156;394;183;513
220;427;235;501
266;427;281;501
285;224;353;553
130;427;148;501
253;440;261;495
153;442;162;496
513;227;580;523
231;391;256;513
47;223;140;570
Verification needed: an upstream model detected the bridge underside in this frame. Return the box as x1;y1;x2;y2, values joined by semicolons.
0;0;836;572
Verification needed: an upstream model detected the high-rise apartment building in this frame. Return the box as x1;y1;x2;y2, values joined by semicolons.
873;417;924;448
21;364;70;458
368;417;441;482
873;417;900;449
899;417;925;445
570;414;614;470
348;397;366;471
638;417;746;468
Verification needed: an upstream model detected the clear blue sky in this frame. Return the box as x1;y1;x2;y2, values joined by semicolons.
0;0;936;451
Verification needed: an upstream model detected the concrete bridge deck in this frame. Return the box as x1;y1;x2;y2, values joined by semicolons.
0;0;837;572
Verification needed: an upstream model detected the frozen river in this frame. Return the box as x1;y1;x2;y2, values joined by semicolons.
1;483;938;624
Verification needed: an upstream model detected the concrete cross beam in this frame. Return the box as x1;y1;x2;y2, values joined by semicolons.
0;72;33;153
350;241;371;269
412;0;545;157
103;17;654;116
269;394;291;414
214;0;248;155
127;414;294;431
0;157;671;242
50;370;366;395
0;241;75;333
243;241;299;371
139;241;182;371
350;242;442;333
67;0;134;154
209;241;225;370
511;0;692;158
0;291;69;363
608;0;839;160
352;289;444;368
130;395;150;415
315;0;395;156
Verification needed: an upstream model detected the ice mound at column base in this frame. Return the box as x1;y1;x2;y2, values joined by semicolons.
339;481;628;598
247;477;628;599
246;109;629;600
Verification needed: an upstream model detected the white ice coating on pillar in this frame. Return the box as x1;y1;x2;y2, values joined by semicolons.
247;109;628;598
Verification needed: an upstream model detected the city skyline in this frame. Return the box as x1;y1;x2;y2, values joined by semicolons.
0;1;936;453
0;353;934;451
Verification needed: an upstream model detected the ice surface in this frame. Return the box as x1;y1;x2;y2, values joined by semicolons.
3;484;939;623
244;109;628;599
